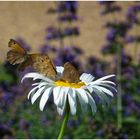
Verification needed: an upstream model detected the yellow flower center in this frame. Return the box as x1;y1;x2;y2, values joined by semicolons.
55;80;85;88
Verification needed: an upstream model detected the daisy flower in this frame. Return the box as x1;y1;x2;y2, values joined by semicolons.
21;66;116;116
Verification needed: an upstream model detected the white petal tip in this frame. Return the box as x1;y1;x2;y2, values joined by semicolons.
21;77;25;83
110;74;116;77
39;105;44;111
40;108;43;111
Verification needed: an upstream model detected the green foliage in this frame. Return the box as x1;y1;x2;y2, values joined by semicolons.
0;63;13;84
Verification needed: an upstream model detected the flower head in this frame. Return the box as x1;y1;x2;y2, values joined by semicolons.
21;66;116;116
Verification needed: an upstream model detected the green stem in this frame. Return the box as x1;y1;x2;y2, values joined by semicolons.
111;11;122;130
57;103;70;139
116;43;122;129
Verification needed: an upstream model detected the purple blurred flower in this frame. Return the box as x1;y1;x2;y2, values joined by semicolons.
0;91;14;111
105;22;132;40
46;26;79;40
57;1;78;14
126;4;140;25
39;45;52;54
64;26;79;36
101;44;112;54
86;56;107;78
131;102;140;114
106;29;116;42
71;46;83;55
121;51;132;66
58;14;78;22
72;27;79;35
99;1;121;15
114;49;132;67
65;1;78;14
46;27;61;40
54;47;76;65
122;66;135;79
67;119;80;128
64;27;73;36
40;44;58;54
124;36;136;43
124;94;133;103
125;35;140;44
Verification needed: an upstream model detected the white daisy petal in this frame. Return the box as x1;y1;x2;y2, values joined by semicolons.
60;87;69;109
86;92;97;113
79;73;85;80
92;87;111;105
56;88;68;116
99;92;110;105
76;89;88;103
99;80;116;85
57;107;64;116
53;87;61;105
27;86;39;99
80;73;95;83
32;82;40;86
56;66;64;74
90;80;116;86
57;88;69;115
85;86;93;93
38;82;49;88
95;74;115;82
76;90;88;113
39;87;53;111
93;85;114;97
31;86;46;104
68;89;77;115
21;72;54;83
64;87;70;95
98;83;117;92
55;88;67;108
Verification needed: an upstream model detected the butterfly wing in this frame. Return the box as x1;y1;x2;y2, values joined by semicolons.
17;56;33;71
7;39;57;79
8;39;26;54
30;54;57;80
7;39;27;65
62;62;80;83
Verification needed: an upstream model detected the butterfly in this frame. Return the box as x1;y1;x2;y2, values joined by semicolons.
7;39;80;83
62;62;80;83
7;39;57;80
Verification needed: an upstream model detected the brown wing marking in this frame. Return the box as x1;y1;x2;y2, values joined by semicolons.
30;54;57;80
62;62;80;83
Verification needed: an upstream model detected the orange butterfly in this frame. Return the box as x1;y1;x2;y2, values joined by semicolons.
7;39;57;80
62;62;80;83
7;39;80;83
